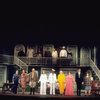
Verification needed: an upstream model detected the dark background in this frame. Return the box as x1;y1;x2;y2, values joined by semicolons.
0;16;98;45
0;13;99;65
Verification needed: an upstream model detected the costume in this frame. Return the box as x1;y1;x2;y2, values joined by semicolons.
57;73;65;94
65;74;74;96
20;73;27;89
12;73;19;94
59;47;67;65
48;72;57;95
75;71;83;96
52;50;58;65
29;71;38;95
39;74;47;95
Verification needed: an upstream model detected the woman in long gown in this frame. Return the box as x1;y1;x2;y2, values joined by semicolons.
57;70;66;95
20;69;27;94
65;71;75;96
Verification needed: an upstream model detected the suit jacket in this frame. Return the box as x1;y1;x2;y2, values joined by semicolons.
29;72;38;82
75;72;83;85
44;51;51;57
48;73;57;83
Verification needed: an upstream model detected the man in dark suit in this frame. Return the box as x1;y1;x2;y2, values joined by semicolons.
44;48;52;65
75;68;83;96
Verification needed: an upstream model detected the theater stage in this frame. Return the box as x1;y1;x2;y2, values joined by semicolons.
0;93;100;100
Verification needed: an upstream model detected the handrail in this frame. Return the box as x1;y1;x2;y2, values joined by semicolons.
14;56;28;70
0;54;14;64
88;57;100;80
0;54;91;66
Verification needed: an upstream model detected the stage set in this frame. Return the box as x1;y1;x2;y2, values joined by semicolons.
0;44;100;100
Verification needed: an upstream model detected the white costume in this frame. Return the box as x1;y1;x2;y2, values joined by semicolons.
48;73;57;95
27;48;34;58
52;50;58;58
39;74;47;95
27;48;34;64
52;50;58;64
59;49;67;57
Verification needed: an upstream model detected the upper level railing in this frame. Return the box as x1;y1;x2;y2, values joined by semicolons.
0;54;91;67
0;54;14;65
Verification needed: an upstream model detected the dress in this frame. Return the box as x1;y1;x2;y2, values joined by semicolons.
52;50;58;64
20;73;27;89
65;74;74;96
27;48;34;58
57;73;66;94
84;76;92;91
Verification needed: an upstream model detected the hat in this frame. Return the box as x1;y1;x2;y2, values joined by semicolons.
52;69;55;72
62;46;65;49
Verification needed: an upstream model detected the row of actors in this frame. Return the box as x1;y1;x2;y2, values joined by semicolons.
12;68;93;96
18;46;72;59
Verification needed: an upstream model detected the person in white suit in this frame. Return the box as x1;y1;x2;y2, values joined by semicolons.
48;69;57;95
38;70;48;95
59;46;67;65
59;46;67;57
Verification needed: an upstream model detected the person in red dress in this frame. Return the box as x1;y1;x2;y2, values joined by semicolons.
20;69;27;94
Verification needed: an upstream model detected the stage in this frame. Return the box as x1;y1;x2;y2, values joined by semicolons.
0;92;100;100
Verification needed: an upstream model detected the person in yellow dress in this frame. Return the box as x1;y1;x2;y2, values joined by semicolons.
57;70;66;95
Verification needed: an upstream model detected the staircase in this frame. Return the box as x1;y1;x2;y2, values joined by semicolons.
89;57;100;80
14;56;28;71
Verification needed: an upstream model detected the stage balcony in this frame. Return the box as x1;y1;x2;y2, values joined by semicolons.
0;54;91;68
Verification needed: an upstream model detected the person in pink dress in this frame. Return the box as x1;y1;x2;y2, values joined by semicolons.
65;71;75;96
20;69;27;94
